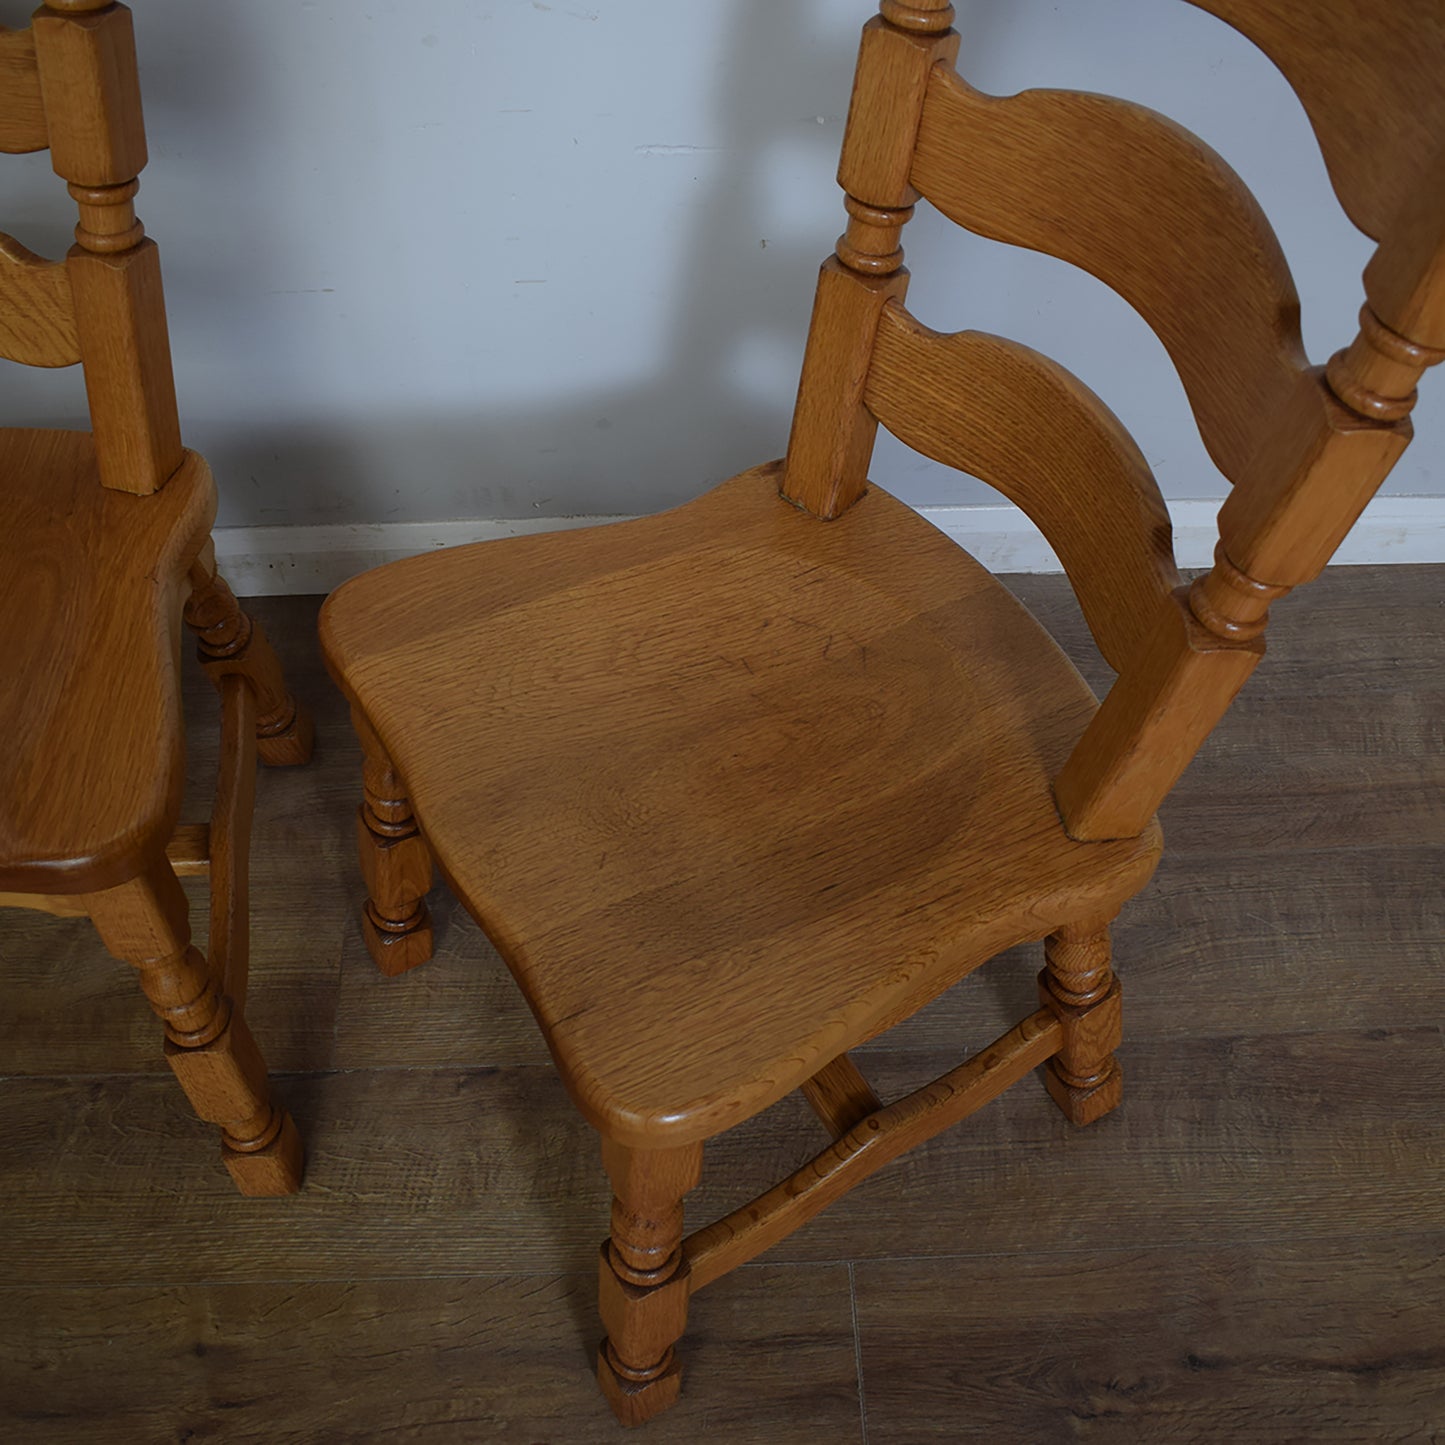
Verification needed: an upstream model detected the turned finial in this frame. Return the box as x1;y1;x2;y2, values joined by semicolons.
879;0;955;34
1326;304;1445;423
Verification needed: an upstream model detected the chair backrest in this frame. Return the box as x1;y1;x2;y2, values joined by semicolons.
0;0;181;494
780;0;1445;841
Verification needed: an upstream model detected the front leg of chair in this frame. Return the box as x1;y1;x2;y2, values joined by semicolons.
184;547;315;768
1038;917;1124;1126
352;706;435;976
83;859;303;1196
596;1138;704;1426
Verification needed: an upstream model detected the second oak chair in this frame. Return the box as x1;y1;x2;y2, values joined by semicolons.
0;1;308;1195
320;0;1445;1425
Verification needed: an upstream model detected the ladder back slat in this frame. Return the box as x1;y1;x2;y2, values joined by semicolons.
0;232;79;367
0;27;47;154
865;305;1180;674
1186;0;1445;242
910;65;1315;490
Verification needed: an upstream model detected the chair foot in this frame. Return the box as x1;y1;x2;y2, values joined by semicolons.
597;1341;683;1427
223;1108;305;1196
362;897;434;976
256;698;315;767
1043;1057;1123;1127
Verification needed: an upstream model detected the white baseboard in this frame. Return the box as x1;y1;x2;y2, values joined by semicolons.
213;494;1445;597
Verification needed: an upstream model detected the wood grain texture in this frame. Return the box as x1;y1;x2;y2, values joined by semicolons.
910;65;1313;491
322;462;1162;1149
684;1009;1061;1292
66;238;184;496
0;25;47;154
0;574;1439;1438
0;1267;864;1444
855;1235;1445;1441
0;230;78;365
865;304;1181;673
31;2;146;187
1186;0;1445;242
2;1028;1440;1286
0;431;215;894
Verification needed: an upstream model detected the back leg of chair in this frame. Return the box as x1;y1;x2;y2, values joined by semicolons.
184;541;315;768
1037;916;1124;1126
352;706;435;976
83;858;303;1195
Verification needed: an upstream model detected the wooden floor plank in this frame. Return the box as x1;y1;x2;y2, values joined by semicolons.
854;1234;1445;1443
0;1264;862;1443
1;1027;1439;1287
862;844;1445;1055
0;571;1439;1438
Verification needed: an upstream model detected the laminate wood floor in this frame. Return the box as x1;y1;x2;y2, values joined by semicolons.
1;564;1441;1443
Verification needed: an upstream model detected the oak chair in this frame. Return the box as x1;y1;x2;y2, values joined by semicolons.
320;0;1445;1423
0;2;309;1195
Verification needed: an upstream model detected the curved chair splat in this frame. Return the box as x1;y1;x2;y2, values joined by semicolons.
911;66;1314;489
865;304;1181;674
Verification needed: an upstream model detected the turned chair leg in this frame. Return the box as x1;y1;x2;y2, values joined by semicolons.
596;1138;703;1427
83;859;303;1196
352;706;435;976
184;541;314;768
1038;917;1124;1126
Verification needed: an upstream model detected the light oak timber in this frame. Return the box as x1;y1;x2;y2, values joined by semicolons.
165;823;210;877
865;305;1180;673
0;435;215;895
31;1;147;187
0;24;47;154
79;858;302;1196
683;1009;1061;1292
910;63;1314;489
209;675;255;1011
0;230;78;366
799;1052;883;1136
185;543;315;768
781;9;956;518
1184;0;1445;241
320;0;1445;1422
1;2;311;1195
351;706;435;976
322;460;1163;1152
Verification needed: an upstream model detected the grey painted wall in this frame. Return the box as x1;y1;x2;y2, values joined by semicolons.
1;0;1439;528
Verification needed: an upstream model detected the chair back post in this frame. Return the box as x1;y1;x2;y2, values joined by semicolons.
32;0;182;494
1056;175;1445;843
779;1;958;519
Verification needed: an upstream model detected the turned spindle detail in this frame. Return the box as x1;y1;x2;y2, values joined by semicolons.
597;1141;703;1426
1038;920;1122;1125
1188;542;1292;643
82;860;302;1196
836;196;914;276
1326;304;1445;423
184;557;315;767
68;177;143;253
353;709;434;975
879;0;955;33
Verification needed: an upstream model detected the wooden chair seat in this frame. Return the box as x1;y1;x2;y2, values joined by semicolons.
0;427;215;895
321;462;1162;1146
